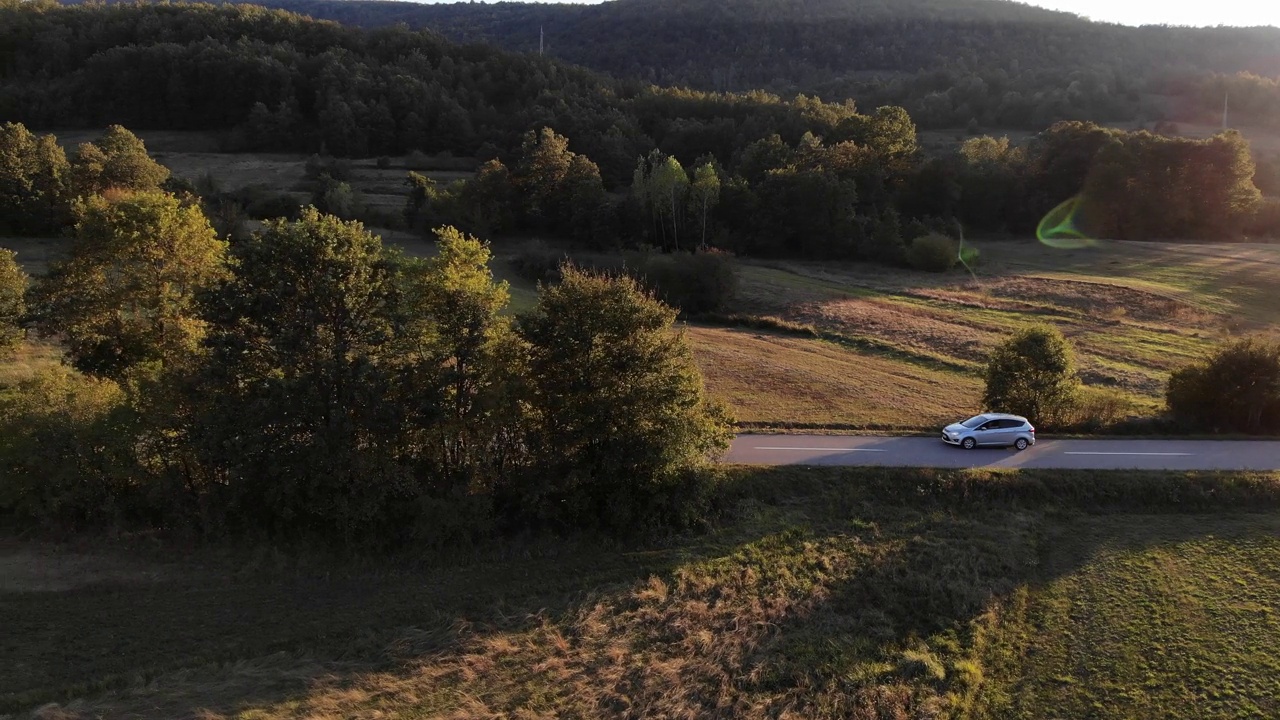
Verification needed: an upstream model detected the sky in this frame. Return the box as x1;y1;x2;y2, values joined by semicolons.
1023;0;1280;27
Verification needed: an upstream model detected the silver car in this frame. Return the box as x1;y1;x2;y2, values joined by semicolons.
942;413;1036;450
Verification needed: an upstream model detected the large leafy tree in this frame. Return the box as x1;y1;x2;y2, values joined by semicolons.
1167;338;1280;434
197;208;411;537
70;125;170;198
0;122;70;236
515;127;575;227
30;191;228;379
403;225;520;494
0;248;26;355
515;266;731;529
983;325;1080;426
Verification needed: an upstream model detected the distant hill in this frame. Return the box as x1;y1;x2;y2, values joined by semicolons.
231;0;1280;129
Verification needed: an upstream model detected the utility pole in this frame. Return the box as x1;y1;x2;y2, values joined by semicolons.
540;26;544;56
1223;90;1229;130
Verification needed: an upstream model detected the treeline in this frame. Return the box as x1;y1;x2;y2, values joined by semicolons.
907;122;1269;241
0;124;731;545
399;119;1271;260
239;0;1280;130
1;2;899;185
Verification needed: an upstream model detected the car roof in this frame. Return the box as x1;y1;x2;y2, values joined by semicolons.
981;413;1028;421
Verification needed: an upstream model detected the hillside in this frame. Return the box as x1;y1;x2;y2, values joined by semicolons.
239;0;1280;129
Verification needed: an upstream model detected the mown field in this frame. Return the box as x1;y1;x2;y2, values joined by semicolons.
6;467;1280;719
7;131;1280;430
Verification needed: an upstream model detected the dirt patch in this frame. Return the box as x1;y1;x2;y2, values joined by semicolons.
912;276;1220;329
791;298;997;363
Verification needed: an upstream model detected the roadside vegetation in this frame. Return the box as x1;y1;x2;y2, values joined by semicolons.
7;466;1280;718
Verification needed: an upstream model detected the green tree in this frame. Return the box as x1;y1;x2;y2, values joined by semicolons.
0;248;26;355
561;154;608;242
30;191;228;379
1167;338;1280;434
0;122;70;235
70;125;170;197
649;155;690;250
197;209;411;538
516;127;574;227
983;325;1080;426
403;225;519;494
454;159;516;236
688;162;721;249
515;266;732;530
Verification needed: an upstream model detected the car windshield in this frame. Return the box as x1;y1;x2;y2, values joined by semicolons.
960;415;988;429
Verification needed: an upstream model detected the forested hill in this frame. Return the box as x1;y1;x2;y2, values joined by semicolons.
227;0;1280;130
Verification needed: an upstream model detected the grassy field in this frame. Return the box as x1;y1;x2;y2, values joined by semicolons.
7;129;1280;430
6;467;1280;719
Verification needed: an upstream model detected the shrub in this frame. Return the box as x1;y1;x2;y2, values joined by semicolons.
304;154;353;182
1062;387;1140;431
0;368;137;531
628;250;738;314
240;188;301;220
905;233;958;272
1167;338;1280;434
405;149;432;170
376;156;392;169
511;240;566;284
0;248;26;355
983;325;1081;427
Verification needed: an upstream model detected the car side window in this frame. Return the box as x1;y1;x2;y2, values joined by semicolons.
997;419;1018;429
979;422;994;431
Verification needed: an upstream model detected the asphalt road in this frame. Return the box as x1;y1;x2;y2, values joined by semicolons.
727;435;1280;471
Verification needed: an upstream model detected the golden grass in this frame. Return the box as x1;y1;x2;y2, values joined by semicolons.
0;339;62;388
685;325;977;428
17;469;1280;720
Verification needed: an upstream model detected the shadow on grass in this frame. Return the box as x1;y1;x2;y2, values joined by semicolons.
9;466;1280;718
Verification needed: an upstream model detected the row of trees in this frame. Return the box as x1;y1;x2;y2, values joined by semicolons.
404;118;1271;268
0;188;731;543
0;123;171;235
908;122;1267;241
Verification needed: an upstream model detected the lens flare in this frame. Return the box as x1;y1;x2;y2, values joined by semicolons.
1037;196;1099;249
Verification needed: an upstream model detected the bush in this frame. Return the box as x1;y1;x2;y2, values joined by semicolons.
511;240;566;284
1167;338;1280;434
1061;387;1140;432
629;250;738;314
0;368;137;531
240;189;301;221
905;233;959;272
376;156;392;169
304;154;353;182
0;248;26;355
404;149;432;170
983;325;1081;427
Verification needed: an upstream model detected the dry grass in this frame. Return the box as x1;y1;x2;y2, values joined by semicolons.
686;325;978;429
0;340;62;388
11;468;1280;720
723;238;1280;419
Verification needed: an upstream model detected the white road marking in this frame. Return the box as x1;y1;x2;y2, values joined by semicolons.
1063;452;1194;457
753;447;887;452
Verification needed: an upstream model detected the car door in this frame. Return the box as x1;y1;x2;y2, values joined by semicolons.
975;420;1002;446
990;419;1018;446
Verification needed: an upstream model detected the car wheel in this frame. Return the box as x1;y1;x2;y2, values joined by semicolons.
1014;438;1029;451
961;437;976;450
